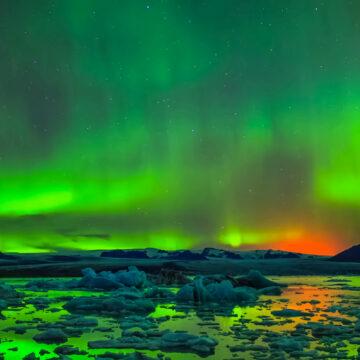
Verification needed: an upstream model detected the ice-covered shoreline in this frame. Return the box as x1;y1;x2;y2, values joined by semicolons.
0;248;359;278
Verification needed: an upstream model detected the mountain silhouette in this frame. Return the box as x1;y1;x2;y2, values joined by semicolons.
329;244;360;262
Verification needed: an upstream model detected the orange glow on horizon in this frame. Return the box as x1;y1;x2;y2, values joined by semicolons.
274;234;338;256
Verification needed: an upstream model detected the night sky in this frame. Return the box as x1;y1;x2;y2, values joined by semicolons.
1;0;360;254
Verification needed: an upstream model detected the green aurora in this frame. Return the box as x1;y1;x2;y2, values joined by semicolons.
1;0;360;254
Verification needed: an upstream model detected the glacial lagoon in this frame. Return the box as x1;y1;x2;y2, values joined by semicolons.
0;275;359;360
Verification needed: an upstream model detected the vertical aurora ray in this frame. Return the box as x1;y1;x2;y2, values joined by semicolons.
0;1;360;254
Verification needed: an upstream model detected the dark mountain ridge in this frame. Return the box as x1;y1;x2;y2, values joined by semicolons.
329;244;360;263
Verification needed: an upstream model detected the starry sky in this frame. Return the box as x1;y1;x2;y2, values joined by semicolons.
0;0;360;254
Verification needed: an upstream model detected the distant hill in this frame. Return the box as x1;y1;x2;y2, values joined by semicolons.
264;249;300;259
101;249;207;260
0;247;359;277
99;248;307;261
201;248;243;259
328;244;360;263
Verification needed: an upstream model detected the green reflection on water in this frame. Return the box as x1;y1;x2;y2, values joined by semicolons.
0;276;358;359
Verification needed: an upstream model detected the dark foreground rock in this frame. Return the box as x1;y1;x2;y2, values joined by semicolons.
33;329;68;344
88;329;217;356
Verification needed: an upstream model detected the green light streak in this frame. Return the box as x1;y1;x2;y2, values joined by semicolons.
0;191;73;215
219;229;292;248
0;1;360;252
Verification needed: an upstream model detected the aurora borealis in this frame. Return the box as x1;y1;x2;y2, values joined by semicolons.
1;1;360;254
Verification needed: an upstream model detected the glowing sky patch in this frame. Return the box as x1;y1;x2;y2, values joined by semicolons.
0;191;73;215
0;1;360;254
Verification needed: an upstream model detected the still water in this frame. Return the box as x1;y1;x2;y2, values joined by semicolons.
0;276;359;360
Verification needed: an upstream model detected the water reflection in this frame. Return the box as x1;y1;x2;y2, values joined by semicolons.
0;276;358;359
